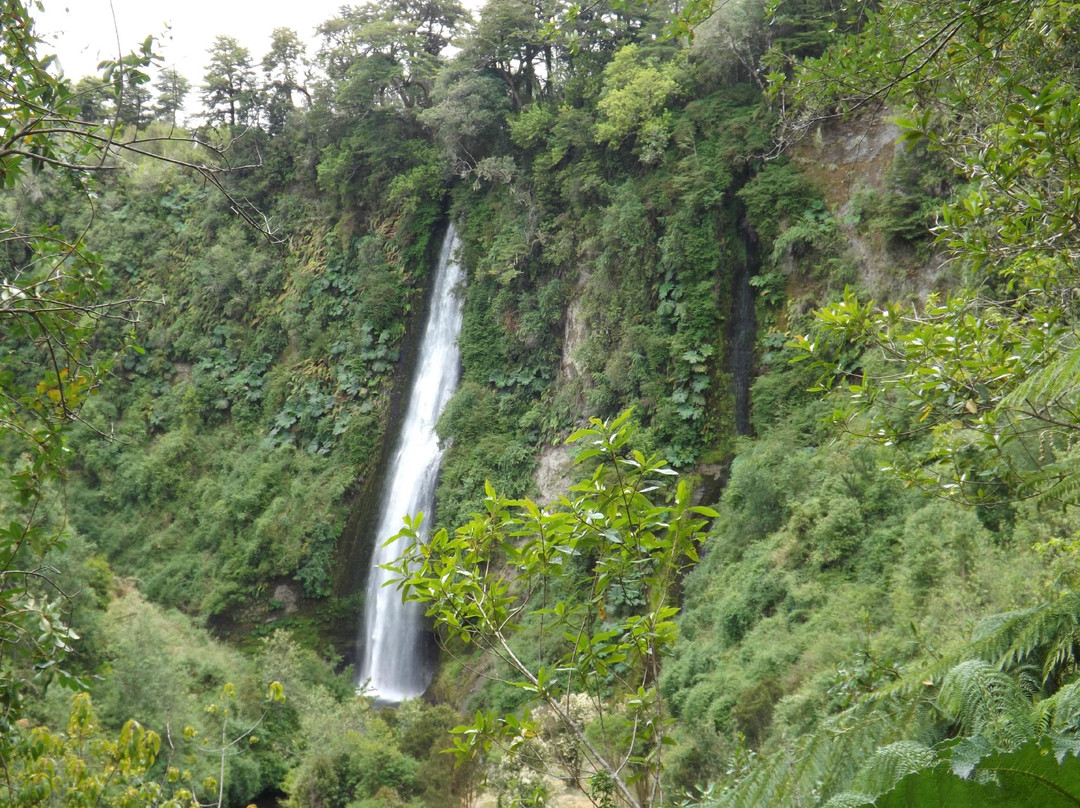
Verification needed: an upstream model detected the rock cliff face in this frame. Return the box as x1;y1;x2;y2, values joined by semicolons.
529;114;944;506
796;117;902;207
534;444;575;506
535;272;589;506
792;115;951;301
560;273;591;385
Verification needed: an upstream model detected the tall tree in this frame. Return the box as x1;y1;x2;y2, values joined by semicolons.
71;75;112;121
460;0;663;109
464;0;553;109
316;0;468;111
115;69;153;128
154;66;191;125
418;63;511;176
201;36;259;126
593;43;682;164
262;28;310;134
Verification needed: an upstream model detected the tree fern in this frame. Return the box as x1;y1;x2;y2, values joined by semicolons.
936;660;1036;748
1036;680;1080;735
820;794;877;808
713;697;933;808
872;738;1080;808
965;590;1080;682
1000;338;1080;425
847;741;936;795
946;735;994;779
709;591;1080;808
1029;455;1080;510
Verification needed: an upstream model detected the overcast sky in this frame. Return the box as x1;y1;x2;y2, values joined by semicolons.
36;0;356;85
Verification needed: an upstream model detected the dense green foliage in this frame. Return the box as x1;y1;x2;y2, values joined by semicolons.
786;0;1080;509
673;0;1080;805
391;412;716;808
8;0;1080;805
0;3;466;805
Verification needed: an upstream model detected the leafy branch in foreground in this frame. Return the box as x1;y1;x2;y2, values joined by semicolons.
2;681;285;808
776;0;1080;507
789;288;1080;507
0;0;274;754
387;411;715;808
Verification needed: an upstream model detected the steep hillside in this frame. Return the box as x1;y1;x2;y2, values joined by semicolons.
5;0;1080;806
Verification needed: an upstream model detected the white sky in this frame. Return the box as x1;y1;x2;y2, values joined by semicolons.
36;0;350;85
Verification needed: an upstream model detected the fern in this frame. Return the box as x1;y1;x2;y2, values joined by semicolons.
947;735;994;779
873;738;1080;807
848;741;936;795
1000;339;1080;419
882;591;1080;686
714;698;933;808
1028;455;1080;509
1036;680;1080;734
970;591;1080;681
820;794;877;808
712;591;1080;808
937;660;1036;748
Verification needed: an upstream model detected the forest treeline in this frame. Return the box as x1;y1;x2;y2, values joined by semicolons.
4;0;1080;805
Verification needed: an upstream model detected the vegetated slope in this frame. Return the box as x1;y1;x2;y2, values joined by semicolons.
52;0;805;645
657;116;997;788
24;0;1080;805
51;0;973;733
662;0;1080;802
55;123;444;633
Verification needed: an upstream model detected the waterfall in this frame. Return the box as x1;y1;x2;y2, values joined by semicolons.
731;217;759;437
357;225;465;703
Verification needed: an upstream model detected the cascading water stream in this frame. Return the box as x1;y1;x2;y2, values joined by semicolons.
731;217;759;437
357;225;465;703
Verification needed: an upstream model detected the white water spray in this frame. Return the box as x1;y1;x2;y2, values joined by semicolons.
357;225;464;703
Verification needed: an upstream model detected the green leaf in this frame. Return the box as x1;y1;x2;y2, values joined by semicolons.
873;739;1080;808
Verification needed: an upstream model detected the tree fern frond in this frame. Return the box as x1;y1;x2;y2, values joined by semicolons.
712;699;929;808
1014;664;1043;698
1001;339;1080;414
1037;679;1080;734
848;740;936;796
714;593;1080;808
947;735;994;778
714;741;802;808
1050;730;1080;764
1030;457;1080;509
820;793;876;808
853;604;1067;706
998;594;1080;676
1041;628;1080;683
1035;693;1058;736
956;590;1080;678
937;660;1036;748
876;737;1080;807
972;609;1032;642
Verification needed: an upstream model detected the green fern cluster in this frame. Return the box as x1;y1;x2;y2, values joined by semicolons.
711;588;1080;808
